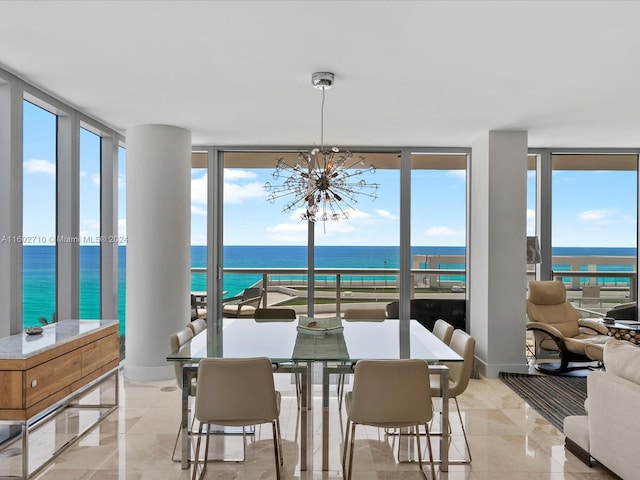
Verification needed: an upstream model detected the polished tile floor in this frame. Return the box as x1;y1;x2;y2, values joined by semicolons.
1;368;618;480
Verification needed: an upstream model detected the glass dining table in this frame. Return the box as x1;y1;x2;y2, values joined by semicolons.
166;318;463;472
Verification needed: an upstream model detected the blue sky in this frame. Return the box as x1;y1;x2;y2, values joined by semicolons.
21;100;638;249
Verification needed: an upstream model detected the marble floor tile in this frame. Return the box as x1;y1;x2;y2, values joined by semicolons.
0;369;619;480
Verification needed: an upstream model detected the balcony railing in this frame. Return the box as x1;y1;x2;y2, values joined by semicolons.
192;263;636;316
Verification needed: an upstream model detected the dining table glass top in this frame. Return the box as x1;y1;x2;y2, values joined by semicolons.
167;318;463;364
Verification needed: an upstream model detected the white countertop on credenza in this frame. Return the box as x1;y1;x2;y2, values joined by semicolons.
0;319;119;359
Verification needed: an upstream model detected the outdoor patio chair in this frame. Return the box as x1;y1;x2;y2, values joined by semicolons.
190;293;207;321
578;285;602;308
526;280;610;374
222;287;264;318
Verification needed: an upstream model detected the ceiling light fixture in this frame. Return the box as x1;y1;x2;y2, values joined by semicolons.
264;72;378;231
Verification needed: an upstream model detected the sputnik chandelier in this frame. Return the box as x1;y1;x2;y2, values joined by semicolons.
265;72;378;230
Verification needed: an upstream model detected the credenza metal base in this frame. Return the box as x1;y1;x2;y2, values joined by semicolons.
0;367;119;480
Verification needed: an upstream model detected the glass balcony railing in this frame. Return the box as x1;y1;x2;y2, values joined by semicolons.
192;265;636;319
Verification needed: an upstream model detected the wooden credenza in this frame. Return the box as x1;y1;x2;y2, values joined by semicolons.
0;319;119;421
0;319;119;478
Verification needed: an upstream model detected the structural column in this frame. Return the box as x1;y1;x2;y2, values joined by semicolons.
125;125;191;381
469;130;529;377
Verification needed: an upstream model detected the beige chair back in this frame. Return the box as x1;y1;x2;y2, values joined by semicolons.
187;318;207;335
433;319;454;345
348;359;432;426
194;357;279;426
169;327;194;388
254;308;297;322
343;308;386;321
446;329;475;397
428;329;475;465
527;281;581;337
344;359;436;479
193;357;282;480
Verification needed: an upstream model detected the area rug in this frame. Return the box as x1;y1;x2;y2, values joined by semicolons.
499;372;587;431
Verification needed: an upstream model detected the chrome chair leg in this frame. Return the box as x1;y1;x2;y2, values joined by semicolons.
454;398;472;463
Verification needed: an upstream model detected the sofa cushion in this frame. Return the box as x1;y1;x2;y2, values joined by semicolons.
604;339;640;384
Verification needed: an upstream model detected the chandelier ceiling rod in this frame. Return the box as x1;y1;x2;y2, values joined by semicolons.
311;72;334;151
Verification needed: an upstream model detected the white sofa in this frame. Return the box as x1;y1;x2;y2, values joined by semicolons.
564;340;640;479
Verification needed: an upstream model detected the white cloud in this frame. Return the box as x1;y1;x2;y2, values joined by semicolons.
193;169;266;205
449;170;466;181
266;221;308;244
375;209;398;220
422;225;465;246
345;209;374;222
267;222;308;234
527;208;536;235
80;171;87;178
224;181;267;204
118;219;127;239
579;209;613;224
118;173;126;190
425;226;459;237
192;173;208;205
191;205;207;215
24;158;55;175
84;219;101;231
91;173;100;186
191;232;207;246
225;169;258;181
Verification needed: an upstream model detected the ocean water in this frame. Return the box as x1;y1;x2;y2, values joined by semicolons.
22;245;637;331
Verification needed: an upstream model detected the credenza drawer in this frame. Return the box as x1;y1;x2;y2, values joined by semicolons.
81;333;119;377
25;349;83;407
0;371;23;409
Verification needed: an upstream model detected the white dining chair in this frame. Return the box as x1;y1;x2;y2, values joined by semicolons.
191;357;283;480
169;327;195;462
430;329;475;464
254;307;301;407
187;318;206;336
338;308;387;410
433;319;454;345
342;359;436;480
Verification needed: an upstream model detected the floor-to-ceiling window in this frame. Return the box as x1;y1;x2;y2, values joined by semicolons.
79;127;101;318
314;151;399;317
191;152;207;300
551;153;638;314
223;151;308;310
410;152;467;327
22;100;57;327
1;67;121;338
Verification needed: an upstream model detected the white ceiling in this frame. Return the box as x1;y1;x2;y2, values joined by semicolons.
1;0;639;149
